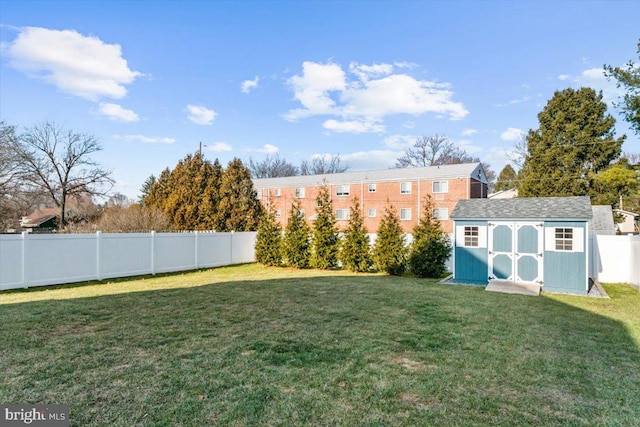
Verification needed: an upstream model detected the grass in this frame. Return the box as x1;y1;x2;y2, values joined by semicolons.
1;264;639;426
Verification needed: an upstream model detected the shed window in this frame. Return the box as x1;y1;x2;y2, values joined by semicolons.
464;226;479;247
336;185;350;196
433;181;449;193
400;182;412;194
555;228;573;251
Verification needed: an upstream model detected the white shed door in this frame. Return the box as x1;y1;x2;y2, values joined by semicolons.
488;222;543;284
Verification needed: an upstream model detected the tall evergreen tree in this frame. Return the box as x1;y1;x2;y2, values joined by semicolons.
605;39;640;135
138;174;156;204
216;158;262;231
255;202;283;266
409;196;452;278
519;87;625;197
494;164;518;192
339;199;372;272
200;158;223;230
282;200;311;268
372;205;407;275
311;186;339;269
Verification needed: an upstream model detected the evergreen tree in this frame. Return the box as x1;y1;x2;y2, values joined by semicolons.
255;202;283;266
408;196;452;278
494;164;518;192
311;186;339;269
519;87;625;197
145;167;171;209
216;158;262;231
605;39;640;135
339;199;372;272
139;174;156;204
372;205;407;275
282;200;311;268
200;158;223;230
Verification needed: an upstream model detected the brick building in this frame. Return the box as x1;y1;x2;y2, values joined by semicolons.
252;162;488;233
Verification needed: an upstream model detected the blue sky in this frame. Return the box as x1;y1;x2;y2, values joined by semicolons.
1;0;639;199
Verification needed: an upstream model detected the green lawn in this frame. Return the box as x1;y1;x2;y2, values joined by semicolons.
1;264;639;426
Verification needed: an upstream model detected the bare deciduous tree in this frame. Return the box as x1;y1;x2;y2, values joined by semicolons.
300;154;348;175
97;204;172;232
395;135;474;168
506;133;528;169
10;122;114;228
249;154;299;178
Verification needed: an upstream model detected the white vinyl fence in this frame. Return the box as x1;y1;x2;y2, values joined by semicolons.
0;231;257;291
592;234;640;288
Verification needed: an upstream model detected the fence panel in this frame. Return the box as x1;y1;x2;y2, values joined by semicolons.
0;235;23;290
595;234;640;287
100;233;153;279
0;231;257;291
24;234;97;287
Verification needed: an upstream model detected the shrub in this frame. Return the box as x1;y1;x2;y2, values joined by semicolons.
409;195;452;278
311;186;339;269
255;204;282;266
340;199;372;272
372;205;407;275
282;200;311;268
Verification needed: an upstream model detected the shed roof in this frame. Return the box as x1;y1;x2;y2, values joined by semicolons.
591;205;616;235
450;196;593;221
253;162;485;188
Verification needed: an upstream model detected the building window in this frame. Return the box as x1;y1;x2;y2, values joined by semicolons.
368;208;376;218
295;187;305;198
433;181;448;193
433;208;448;220
274;188;281;197
555;228;573;251
400;208;411;220
368;184;376;193
464;226;479;247
274;210;281;218
400;182;412;194
336;209;349;220
336;185;350;196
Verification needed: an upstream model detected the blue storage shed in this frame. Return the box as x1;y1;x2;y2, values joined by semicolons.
450;196;593;295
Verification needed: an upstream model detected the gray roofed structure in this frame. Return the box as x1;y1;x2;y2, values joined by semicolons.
253;162;486;188
590;205;616;235
450;196;593;220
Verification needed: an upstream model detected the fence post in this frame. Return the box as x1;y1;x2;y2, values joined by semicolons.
151;230;156;275
21;231;27;288
194;231;199;269
230;230;234;264
96;231;102;281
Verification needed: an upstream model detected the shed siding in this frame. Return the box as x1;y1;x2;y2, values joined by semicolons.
542;221;588;295
453;220;488;284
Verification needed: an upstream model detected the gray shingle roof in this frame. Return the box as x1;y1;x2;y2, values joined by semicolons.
591;205;616;235
450;196;593;220
253;162;485;188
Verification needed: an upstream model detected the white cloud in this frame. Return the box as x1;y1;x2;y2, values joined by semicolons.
323;119;385;133
257;144;279;154
340;149;403;170
573;67;625;102
187;104;216;125
97;103;139;122
461;128;478;136
206;142;232;152
558;74;570;81
284;60;468;132
382;134;417;149
114;134;176;144
5;27;142;101
500;127;523;141
241;76;259;93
